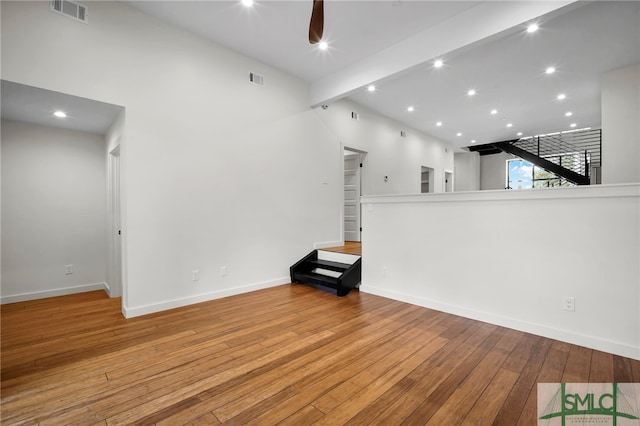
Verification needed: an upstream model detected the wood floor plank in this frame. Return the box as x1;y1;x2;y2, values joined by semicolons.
425;348;509;425
515;346;570;426
462;367;520;425
589;350;614;382
492;336;552;425
3;284;640;426
238;324;432;425
561;344;593;382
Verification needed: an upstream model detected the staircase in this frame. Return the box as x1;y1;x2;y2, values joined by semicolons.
469;128;601;186
290;250;361;297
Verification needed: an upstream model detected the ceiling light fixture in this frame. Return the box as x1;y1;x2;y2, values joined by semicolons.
545;67;556;74
318;41;329;50
570;123;577;128
506;123;513;128
471;139;476;144
407;106;414;112
467;89;476;96
490;109;498;115
436;121;442;127
241;0;254;7
367;85;376;92
54;111;67;118
517;132;523;136
527;23;539;33
434;59;444;68
565;111;573;117
456;132;462;137
557;93;566;100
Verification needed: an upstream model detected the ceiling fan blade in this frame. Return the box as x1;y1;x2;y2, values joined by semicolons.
309;0;324;44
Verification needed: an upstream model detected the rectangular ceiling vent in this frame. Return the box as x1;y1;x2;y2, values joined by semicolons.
50;0;88;23
249;72;264;86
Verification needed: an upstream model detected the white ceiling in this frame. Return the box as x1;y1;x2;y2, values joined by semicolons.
3;1;637;148
351;1;640;147
123;0;640;151
1;80;124;135
124;0;481;83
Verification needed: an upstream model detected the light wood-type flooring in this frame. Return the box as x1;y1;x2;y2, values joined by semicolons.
322;241;362;256
2;285;639;425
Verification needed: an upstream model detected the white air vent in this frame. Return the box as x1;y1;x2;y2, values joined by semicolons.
50;0;88;23
249;72;264;86
351;112;359;120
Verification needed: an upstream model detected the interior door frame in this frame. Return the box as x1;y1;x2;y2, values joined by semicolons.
107;144;122;297
343;145;367;243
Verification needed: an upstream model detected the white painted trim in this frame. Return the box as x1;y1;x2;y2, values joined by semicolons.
122;277;290;318
360;284;640;361
1;282;109;304
314;241;343;250
361;183;640;204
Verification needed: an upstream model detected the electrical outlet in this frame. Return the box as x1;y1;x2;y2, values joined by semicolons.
220;266;227;277
563;296;575;312
65;264;73;275
191;270;200;281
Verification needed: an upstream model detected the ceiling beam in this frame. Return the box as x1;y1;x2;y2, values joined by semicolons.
309;1;579;108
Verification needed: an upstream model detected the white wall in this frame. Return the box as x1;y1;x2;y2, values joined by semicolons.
601;64;640;184
361;184;640;360
480;152;516;190
1;120;107;302
1;1;453;316
454;152;480;192
316;99;454;196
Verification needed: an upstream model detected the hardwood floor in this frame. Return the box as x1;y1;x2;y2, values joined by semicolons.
2;286;639;425
322;242;362;256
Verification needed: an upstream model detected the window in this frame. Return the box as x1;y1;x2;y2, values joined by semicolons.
507;158;576;189
507;159;533;189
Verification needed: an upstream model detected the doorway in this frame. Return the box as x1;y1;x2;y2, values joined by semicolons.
421;166;434;193
343;148;366;243
444;170;454;192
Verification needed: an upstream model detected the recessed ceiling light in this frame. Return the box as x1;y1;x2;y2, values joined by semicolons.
367;85;376;92
407;106;414;112
241;0;253;6
456;132;462;137
527;23;539;33
570;123;577;128
436;121;442;127
517;132;523;136
434;59;444;68
565;111;573;117
490;109;498;115
557;93;566;100
467;89;476;96
471;139;476;144
545;67;556;74
54;111;67;118
318;41;329;50
506;123;513;128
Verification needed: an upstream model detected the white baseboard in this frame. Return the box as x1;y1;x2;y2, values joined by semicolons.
1;282;109;304
122;277;290;319
360;284;640;361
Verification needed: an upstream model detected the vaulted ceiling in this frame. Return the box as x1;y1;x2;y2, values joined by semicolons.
124;0;640;151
